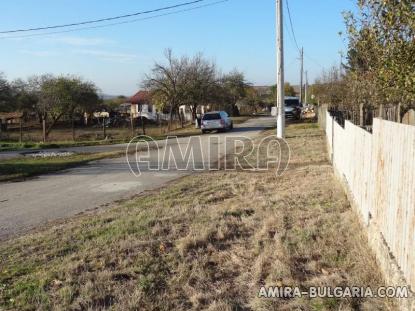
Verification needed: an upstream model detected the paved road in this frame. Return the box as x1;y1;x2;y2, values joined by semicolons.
0;117;275;240
0;142;134;161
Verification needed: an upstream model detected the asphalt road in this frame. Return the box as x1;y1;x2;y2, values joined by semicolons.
0;117;275;240
0;141;134;161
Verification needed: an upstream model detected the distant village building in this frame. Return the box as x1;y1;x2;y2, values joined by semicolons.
0;112;24;131
127;91;168;121
128;90;209;123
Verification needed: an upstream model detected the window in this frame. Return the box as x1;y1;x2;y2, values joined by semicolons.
202;113;221;120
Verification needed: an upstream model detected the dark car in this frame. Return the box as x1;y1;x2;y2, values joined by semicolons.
284;97;302;119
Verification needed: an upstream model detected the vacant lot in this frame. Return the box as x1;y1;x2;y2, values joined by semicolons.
0;123;394;310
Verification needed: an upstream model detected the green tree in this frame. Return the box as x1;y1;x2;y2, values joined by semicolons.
0;73;14;112
221;70;248;116
243;87;262;114
34;75;99;141
284;83;296;97
270;82;297;100
67;78;100;140
182;53;217;120
343;0;415;114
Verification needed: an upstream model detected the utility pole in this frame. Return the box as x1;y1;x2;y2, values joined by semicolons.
276;0;285;138
299;47;304;103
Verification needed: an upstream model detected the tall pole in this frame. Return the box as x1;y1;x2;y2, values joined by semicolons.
299;47;304;103
276;0;285;138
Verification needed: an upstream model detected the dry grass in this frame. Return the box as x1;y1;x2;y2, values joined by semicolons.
0;122;394;310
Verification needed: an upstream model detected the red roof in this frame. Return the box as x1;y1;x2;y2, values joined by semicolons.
129;91;150;105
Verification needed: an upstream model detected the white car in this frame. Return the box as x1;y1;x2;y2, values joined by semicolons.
201;111;233;133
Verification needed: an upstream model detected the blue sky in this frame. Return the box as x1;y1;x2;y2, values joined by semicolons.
0;0;357;95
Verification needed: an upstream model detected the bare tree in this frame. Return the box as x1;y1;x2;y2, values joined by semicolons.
182;54;217;120
143;49;189;130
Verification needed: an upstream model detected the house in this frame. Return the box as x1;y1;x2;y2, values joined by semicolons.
178;105;210;122
0;112;24;131
128;91;170;121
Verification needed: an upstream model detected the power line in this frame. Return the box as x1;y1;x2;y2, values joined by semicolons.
0;0;205;34
284;0;300;53
283;18;297;51
284;0;324;72
0;0;229;40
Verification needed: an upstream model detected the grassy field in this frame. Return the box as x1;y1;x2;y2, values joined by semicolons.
0;122;394;310
0;117;252;152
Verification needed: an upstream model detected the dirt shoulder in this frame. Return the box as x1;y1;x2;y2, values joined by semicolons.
0;123;394;310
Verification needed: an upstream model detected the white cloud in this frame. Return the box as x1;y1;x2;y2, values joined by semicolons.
74;49;138;63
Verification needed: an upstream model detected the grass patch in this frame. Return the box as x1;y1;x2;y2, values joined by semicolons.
0;121;395;310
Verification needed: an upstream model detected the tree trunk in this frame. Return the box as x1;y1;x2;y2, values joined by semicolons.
396;102;401;123
378;104;384;119
178;108;184;128
168;104;174;131
141;116;146;135
42;117;46;142
45;113;64;139
359;103;364;126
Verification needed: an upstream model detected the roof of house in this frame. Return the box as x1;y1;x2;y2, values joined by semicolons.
129;91;150;105
0;112;23;120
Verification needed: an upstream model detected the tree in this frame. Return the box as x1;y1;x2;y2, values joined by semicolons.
270;82;297;101
143;49;190;130
221;70;247;116
313;67;348;107
104;96;128;110
10;79;39;114
0;73;14;112
284;83;296;97
243;87;262;114
144;50;251;126
67;78;100;140
25;75;100;141
342;0;415;114
182;53;217;120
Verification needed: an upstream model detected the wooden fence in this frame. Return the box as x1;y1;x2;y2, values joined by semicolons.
325;111;415;290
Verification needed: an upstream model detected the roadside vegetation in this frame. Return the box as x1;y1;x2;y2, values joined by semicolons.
312;1;414;121
0;122;394;310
